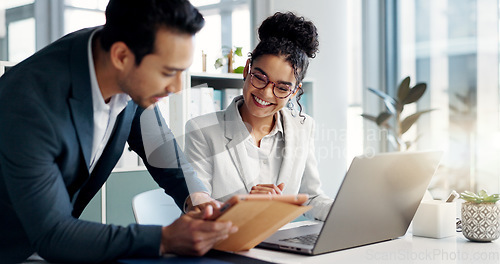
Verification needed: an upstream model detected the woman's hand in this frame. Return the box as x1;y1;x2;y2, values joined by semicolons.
250;183;285;195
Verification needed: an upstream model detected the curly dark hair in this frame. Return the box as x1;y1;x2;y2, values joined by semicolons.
250;12;319;121
100;0;205;65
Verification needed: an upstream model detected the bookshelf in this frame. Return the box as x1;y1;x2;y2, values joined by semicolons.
190;72;245;88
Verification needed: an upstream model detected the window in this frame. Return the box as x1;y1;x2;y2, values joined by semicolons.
7;18;35;62
0;0;107;62
63;0;107;34
1;0;250;73
0;0;35;62
364;0;500;197
191;0;250;73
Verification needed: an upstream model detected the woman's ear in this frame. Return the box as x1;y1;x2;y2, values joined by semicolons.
243;59;251;80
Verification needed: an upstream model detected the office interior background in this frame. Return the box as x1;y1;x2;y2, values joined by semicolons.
1;0;500;218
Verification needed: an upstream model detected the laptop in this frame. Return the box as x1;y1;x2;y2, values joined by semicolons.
257;150;443;255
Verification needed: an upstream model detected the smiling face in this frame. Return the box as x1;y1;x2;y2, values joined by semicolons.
117;27;195;108
240;54;298;125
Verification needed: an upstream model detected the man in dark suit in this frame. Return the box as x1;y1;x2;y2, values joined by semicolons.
0;0;236;263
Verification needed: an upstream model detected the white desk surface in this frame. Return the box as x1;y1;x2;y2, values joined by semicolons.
22;221;500;264
234;221;500;264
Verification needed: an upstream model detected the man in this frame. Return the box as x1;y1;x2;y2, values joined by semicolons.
0;0;236;263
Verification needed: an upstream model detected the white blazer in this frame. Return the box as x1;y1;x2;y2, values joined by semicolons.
184;96;332;220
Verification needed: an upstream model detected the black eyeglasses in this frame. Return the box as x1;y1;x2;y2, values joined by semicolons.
250;72;295;99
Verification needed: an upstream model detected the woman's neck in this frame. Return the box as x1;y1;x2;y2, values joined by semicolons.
239;103;276;147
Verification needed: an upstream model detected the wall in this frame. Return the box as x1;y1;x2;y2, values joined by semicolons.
256;0;349;197
80;170;159;226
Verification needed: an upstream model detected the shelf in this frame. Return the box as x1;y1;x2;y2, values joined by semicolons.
190;72;244;89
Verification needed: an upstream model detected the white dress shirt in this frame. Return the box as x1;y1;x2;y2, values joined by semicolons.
239;100;285;186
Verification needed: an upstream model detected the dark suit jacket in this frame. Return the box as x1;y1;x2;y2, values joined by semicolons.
0;27;198;263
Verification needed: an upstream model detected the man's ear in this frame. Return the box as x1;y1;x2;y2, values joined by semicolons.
110;42;133;71
243;59;251;80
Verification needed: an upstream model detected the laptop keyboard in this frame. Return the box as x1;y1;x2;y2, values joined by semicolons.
279;233;319;245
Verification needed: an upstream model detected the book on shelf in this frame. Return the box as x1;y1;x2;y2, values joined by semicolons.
222;88;243;109
190;84;217;119
213;89;222;111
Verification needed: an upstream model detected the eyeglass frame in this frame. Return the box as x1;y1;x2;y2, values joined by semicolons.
249;71;300;99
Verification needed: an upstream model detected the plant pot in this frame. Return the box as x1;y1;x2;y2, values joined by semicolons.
461;202;500;242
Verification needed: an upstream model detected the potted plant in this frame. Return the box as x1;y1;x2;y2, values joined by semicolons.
361;76;434;151
460;190;500;242
214;46;245;73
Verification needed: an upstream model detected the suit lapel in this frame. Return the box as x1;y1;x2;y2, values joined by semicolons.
224;97;254;193
276;110;296;186
72;102;137;218
68;28;95;168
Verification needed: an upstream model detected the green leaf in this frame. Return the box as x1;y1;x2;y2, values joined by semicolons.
405;141;412;149
463;190;477;197
449;104;460;113
376;112;393;127
361;114;377;122
460;190;500;203
233;66;244;74
368;88;397;114
396;101;404;113
397;76;411;103
400;109;435;134
404;134;423;150
402;83;427;104
214;58;224;69
455;93;469;105
234;47;243;57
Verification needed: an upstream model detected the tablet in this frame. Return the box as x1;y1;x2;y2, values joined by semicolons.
209;194;309;220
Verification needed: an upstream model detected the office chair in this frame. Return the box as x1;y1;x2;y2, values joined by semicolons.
132;188;182;226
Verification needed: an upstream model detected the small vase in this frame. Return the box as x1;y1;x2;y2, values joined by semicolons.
461;202;500;242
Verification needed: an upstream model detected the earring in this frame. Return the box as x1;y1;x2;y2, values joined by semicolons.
287;99;296;117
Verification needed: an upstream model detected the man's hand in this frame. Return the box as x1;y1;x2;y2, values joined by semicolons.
160;205;238;256
250;183;285;195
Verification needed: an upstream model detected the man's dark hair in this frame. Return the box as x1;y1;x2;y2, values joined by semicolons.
100;0;205;65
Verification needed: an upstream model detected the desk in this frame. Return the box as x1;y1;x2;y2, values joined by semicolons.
23;224;500;264
235;231;500;264
120;221;500;264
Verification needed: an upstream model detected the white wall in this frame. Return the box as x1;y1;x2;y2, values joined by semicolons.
254;0;349;198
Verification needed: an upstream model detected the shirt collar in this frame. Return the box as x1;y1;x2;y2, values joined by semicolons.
268;110;284;137
234;97;284;138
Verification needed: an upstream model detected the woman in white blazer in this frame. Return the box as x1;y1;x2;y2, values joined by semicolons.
184;12;332;220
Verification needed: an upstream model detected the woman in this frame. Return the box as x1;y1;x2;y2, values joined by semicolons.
184;12;332;220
